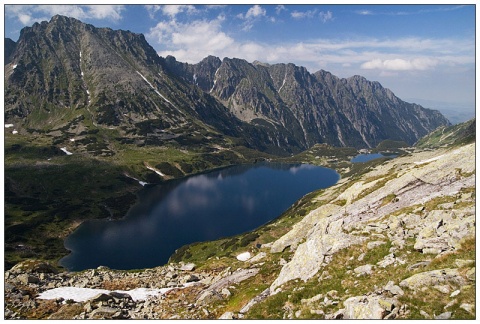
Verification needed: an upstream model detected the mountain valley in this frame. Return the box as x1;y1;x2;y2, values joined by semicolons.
3;15;475;320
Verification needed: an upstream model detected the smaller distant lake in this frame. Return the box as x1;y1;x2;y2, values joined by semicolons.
60;163;339;271
351;153;397;163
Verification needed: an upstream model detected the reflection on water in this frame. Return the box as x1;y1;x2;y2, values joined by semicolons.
60;163;339;271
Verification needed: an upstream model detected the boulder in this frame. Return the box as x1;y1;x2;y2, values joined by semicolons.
460;303;474;313
433;285;450;294
465;267;475;281
88;293;112;303
407;260;431;271
414;236;449;254
219;311;235;319
236;252;251;261
384;281;404;296
270;217;365;290
90;306;123;319
270;204;340;253
434;312;452;320
221;288;231;298
399;268;465;290
377;253;397;268
196;290;223;306
17;274;40;285
354;264;373;276
343;295;398;319
179;263;196;271
248;252;266;263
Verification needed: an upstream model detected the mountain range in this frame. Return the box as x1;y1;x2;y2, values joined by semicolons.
4;15;450;155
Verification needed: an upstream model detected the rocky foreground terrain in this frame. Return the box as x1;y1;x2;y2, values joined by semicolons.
4;140;475;319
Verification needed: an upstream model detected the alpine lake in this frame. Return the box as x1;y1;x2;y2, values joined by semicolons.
60;163;340;271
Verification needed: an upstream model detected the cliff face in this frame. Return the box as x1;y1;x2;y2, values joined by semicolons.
165;57;450;149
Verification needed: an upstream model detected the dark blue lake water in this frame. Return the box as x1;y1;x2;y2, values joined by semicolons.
351;153;396;163
60;163;339;271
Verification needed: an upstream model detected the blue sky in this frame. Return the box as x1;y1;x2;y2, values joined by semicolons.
3;3;476;109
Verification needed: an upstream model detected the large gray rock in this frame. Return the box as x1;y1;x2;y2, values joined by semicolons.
90;306;123;319
343;295;398;319
196;290;223;306
17;274;39;285
271;218;365;290
354;264;373;276
384;281;404;296
270;204;340;253
218;311;235;319
179;263;196;271
399;268;466;290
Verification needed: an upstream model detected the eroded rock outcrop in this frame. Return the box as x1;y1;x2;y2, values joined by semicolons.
268;143;475;294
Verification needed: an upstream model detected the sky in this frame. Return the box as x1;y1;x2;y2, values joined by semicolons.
2;3;477;110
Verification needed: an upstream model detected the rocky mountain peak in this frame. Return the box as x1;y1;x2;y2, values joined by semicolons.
5;15;451;155
166;55;449;149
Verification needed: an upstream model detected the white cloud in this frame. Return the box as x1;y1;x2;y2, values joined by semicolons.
236;5;269;31
246;5;266;19
356;10;373;15
361;58;439;71
18;13;33;25
275;5;287;15
291;9;317;19
145;5;162;19
160;5;197;18
354;5;467;17
5;4;125;26
149;17;235;63
149;15;473;78
85;5;124;21
319;11;333;23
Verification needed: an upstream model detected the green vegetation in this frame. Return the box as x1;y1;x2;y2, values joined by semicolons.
244;232;475;320
415;118;475;149
373;139;409;153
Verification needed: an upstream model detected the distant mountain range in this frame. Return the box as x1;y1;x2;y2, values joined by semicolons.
4;15;450;154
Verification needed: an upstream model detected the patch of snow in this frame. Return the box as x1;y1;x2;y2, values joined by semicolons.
193;73;197;84
414;154;445;165
146;165;165;177
38;287;109;302
12;130;18;134
12;64;17;70
5;124;14;128
60;147;73;155
210;67;221;93
278;70;288;93
236;252;252;261
136;71;174;106
70;138;75;142
124;173;149;186
37;287;173;303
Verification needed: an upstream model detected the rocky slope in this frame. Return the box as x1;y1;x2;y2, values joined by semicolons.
5;122;475;319
165;56;450;148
